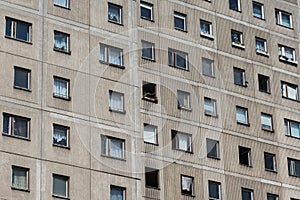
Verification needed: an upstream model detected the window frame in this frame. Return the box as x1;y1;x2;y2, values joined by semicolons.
53;30;70;54
202;58;214;77
11;166;29;191
54;0;70;9
168;48;189;70
260;113;273;132
288;158;300;177
239;146;252;167
141;40;155;61
52;174;69;198
267;193;279;200
252;1;264;19
53;76;70;100
142;81;157;103
278;45;297;64
108;3;122;25
110;185;126;200
258;74;270;94
264;152;277;172
14;66;31;91
204;97;217;117
2;113;30;140
233;67;247;87
145;167;159;189
229;0;241;12
275;9;293;28
200;20;214;39
181;175;194;196
236;106;249;125
206;139;220;159
284;118;300;139
174;12;187;32
177;90;191;111
5;17;32;43
208;180;221;200
109;90;125;113
281;81;298;101
255;37;268;56
172;130;193;153
241;188;254;200
231;30;245;49
143;123;158;145
140;1;153;21
53;124;70;148
100;44;124;68
101;135;125;159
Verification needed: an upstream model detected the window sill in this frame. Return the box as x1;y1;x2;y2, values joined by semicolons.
239;163;252;168
174;148;193;154
5;36;32;45
237;121;250;126
11;187;30;192
146;186;160;190
181;193;195;198
99;61;125;69
276;23;293;30
109;108;126;114
144;141;159;146
142;97;158;104
230;8;242;13
256;50;269;57
53;48;71;55
168;64;189;71
207;156;220;160
203;74;215;78
53;144;70;150
232;42;245;49
54;4;71;10
234;83;248;87
53;94;71;101
253;16;265;20
140;16;154;22
279;57;298;65
14;86;32;92
174;27;187;33
142;56;156;62
2;133;30;141
288;174;300;178
204;112;218;118
285;134;300;140
52;194;70;200
178;106;192;112
265;169;277;173
200;33;214;40
261;128;274;133
259;90;271;94
101;154;126;161
108;20;123;26
282;96;299;102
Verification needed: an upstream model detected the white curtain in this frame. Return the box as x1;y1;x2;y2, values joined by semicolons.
201;23;209;34
12;168;27;189
287;85;297;100
236;108;247;123
291;122;300;138
109;48;121;65
204;99;214;114
110;139;123;158
281;13;291;27
178;134;188;151
110;92;123;111
178;92;189;108
54;0;68;7
100;46;107;62
181;176;192;191
54;79;67;97
144;125;156;144
54;33;67;51
108;6;120;22
256;40;264;51
53;128;67;145
110;188;123;200
261;114;271;128
285;48;294;60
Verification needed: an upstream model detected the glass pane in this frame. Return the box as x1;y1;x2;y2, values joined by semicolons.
3;115;9;134
100;45;107;62
209;182;220;199
181;176;192;192
290;122;300;138
176;52;187;69
53;176;67;197
168;51;173;66
256;39;265;51
281;13;291;27
231;32;241;43
54;0;68;7
54;32;68;52
142;42;153;59
229;0;239;10
200;21;211;34
234;69;244;85
174;15;185;30
110;139;123;158
101;136;107;155
204;99;215;114
109;48;122;66
178;133;190;151
267;194;278;200
261;114;272;130
14;68;29;89
5;18;12;37
207;140;218;158
178;92;189;108
53;126;67;146
110;92;123;111
141;5;152;19
14;117;28;138
285;48;294;60
16;22;30;41
295;160;300;176
108;4;121;23
144;125;156;144
54;78;68;98
202;58;213;76
287;85;297;100
236;108;247;123
110;187;124;200
12;168;28;189
242;190;252;200
253;3;262;18
264;153;275;170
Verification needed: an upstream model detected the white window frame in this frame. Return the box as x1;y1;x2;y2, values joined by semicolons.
109;90;125;113
5;17;32;43
3;113;30;139
52;174;69;198
101;135;125;159
202;58;214;77
252;1;264;19
236;106;249;125
140;1;153;21
278;45;297;64
264;152;277;172
200;20;214;39
14;66;31;90
275;9;293;28
174;12;186;31
143;123;158;144
53;76;70;100
168;49;189;70
177;90;191;111
53;31;70;53
288;158;300;177
181;175;194;196
284;119;300;139
12;166;29;191
100;44;123;67
255;37;268;55
229;0;241;12
108;3;122;24
208;180;221;200
204;97;217;116
141;40;155;60
241;188;254;200
54;0;69;8
260;113;273;131
281;81;298;101
231;30;244;48
172;130;192;152
53;124;69;148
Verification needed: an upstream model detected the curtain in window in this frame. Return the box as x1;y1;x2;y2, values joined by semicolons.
110;188;123;200
236;108;246;123
231;32;241;43
178;92;189;108
53;128;67;146
281;13;291;27
110;92;123;111
54;33;67;51
3;115;9;134
53;176;67;197
110;139;123;158
261;114;271;128
285;48;294;60
178;134;188;151
204;99;214;114
12;168;27;189
100;46;107;62
253;4;262;18
108;6;120;23
54;78;68;97
229;0;238;10
256;40;264;51
200;23;210;34
14;117;28;138
54;0;68;7
144;125;156;144
287;85;297;99
181;176;192;191
109;48;122;65
290;122;300;138
295;161;300;176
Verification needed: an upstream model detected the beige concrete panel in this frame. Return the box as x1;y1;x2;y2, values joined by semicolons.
1;0;39;10
47;0;89;24
137;0;159;30
200;51;222;88
139;30;162;65
202;171;227;200
0;153;38;199
185;0;217;11
216;0;251;22
248;0;271;30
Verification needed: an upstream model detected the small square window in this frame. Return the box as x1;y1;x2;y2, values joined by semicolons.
142;82;157;103
253;2;264;19
255;37;268;55
101;135;125;159
14;66;31;90
261;113;273;131
275;9;292;28
145;167;159;189
202;58;214;77
288;158;300;177
236;106;249;125
206;139;219;159
53;76;70;100
177;90;191;111
140;2;153;21
110;185;125;200
53;124;69;148
5;17;32;43
258;74;270;93
284;119;300;139
54;31;70;53
100;44;123;67
229;0;241;11
231;30;244;48
168;49;188;70
174;12;186;31
281;81;298;101
109;90;125;113
264;152;276;172
52;174;69;198
242;188;254;200
204;97;217;116
233;67;247;87
3;113;30;139
142;41;155;60
54;0;69;8
200;20;213;39
267;193;279;200
278;45;297;64
172;130;192;153
144;124;158;144
12;166;29;191
208;181;221;200
181;175;194;196
108;3;122;24
239;146;252;167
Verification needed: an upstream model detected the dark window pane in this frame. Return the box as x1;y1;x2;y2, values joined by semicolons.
53;126;68;146
209;181;220;198
295;160;300;177
264;153;275;171
229;0;239;10
207;139;218;158
141;6;151;19
242;189;252;200
258;74;269;93
16;22;30;41
5;18;12;36
234;68;244;85
176;53;186;69
14;117;28;138
14;68;29;89
174;15;185;30
53;175;67;197
145;168;159;188
3;115;9;134
239;146;250;166
267;194;278;200
168;51;173;66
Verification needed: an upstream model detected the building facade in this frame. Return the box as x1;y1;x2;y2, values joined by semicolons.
0;0;300;199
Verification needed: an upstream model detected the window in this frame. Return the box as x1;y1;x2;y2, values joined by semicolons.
53;76;70;99
208;181;221;200
174;12;186;31
284;119;300;139
53;124;69;147
101;135;125;159
200;20;213;38
3;113;30;139
264;152;276;172
281;81;298;101
255;37;268;55
239;146;251;166
207;139;219;159
145;167;159;189
12;166;29;191
108;3;122;24
110;185;125;200
52;174;69;198
14;66;31;90
278;45;296;63
258;74;270;93
261;113;273;131
142;41;155;60
142;82;157;103
54;31;70;53
267;193;279;200
181;175;194;196
177;90;191;110
202;58;214;77
236;107;248;125
288;158;300;177
109;90;125;113
229;0;241;11
168;48;188;70
172;130;192;152
242;188;254;200
54;0;69;8
100;44;123;67
204;97;217;116
5;17;31;42
140;1;153;21
253;2;264;19
231;30;244;48
144;124;158;144
233;67;247;87
275;9;292;28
